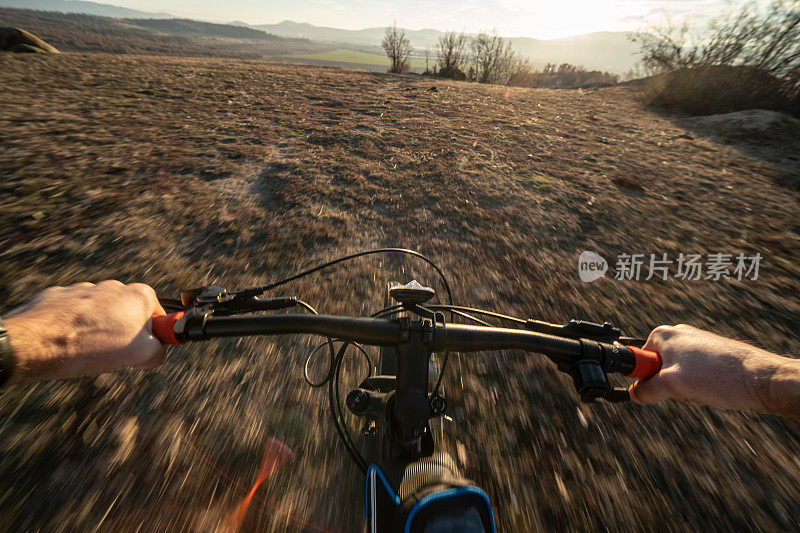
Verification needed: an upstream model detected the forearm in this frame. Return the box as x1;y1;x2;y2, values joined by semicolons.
718;341;800;420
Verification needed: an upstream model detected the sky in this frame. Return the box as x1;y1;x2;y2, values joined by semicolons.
105;0;766;39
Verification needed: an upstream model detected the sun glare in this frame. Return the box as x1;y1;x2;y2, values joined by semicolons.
504;1;651;39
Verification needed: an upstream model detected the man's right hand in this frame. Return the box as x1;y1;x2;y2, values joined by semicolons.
629;324;800;420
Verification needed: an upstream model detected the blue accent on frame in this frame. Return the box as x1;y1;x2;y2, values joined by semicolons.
367;464;401;505
366;464;402;531
403;486;495;533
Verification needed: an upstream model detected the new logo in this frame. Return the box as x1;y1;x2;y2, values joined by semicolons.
578;251;608;282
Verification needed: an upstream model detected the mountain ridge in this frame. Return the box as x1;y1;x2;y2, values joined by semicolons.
0;0;173;19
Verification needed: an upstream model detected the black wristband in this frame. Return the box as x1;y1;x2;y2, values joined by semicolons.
0;317;15;388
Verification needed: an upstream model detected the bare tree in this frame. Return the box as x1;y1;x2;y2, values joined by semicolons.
436;30;468;79
471;30;516;84
381;22;413;74
424;44;432;72
500;52;535;86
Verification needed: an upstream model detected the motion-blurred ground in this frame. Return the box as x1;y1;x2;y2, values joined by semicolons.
0;52;799;532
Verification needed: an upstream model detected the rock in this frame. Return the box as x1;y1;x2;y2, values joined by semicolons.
682;109;800;133
679;109;800;144
0;27;60;54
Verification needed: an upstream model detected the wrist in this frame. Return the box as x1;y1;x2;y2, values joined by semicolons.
765;357;800;421
3;315;59;385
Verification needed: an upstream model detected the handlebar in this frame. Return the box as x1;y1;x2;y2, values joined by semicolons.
152;312;662;380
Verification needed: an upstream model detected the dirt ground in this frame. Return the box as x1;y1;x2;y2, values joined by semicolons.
0;52;799;532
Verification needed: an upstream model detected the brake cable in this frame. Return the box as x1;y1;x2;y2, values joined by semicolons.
425;305;527;325
330;341;369;472
237;248;454;305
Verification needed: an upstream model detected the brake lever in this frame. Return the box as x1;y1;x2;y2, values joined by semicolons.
578;385;630;403
619;336;646;347
158;297;186;312
525;319;620;344
160;285;304;316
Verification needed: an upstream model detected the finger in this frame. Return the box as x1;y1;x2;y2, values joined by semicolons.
126;283;164;322
152;301;166;317
642;334;659;352
133;342;168;370
629;374;672;405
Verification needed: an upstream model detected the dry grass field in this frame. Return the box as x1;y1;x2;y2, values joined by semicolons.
0;52;799;532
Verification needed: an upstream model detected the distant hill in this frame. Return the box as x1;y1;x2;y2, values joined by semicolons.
0;0;173;19
249;20;640;73
0;8;322;58
251;20;441;49
128;18;277;41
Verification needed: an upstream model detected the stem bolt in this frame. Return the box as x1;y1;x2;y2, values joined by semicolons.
347;390;369;414
429;394;447;415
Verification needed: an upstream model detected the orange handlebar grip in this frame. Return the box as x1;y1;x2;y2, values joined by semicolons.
152;312;185;345
624;346;662;379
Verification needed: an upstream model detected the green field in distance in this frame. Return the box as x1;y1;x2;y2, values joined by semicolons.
288;48;429;69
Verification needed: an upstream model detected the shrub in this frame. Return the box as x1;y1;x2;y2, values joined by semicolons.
630;1;800;116
532;63;618;88
645;65;797;116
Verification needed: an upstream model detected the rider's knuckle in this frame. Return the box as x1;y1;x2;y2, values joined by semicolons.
651;325;676;339
98;279;125;289
127;282;156;301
